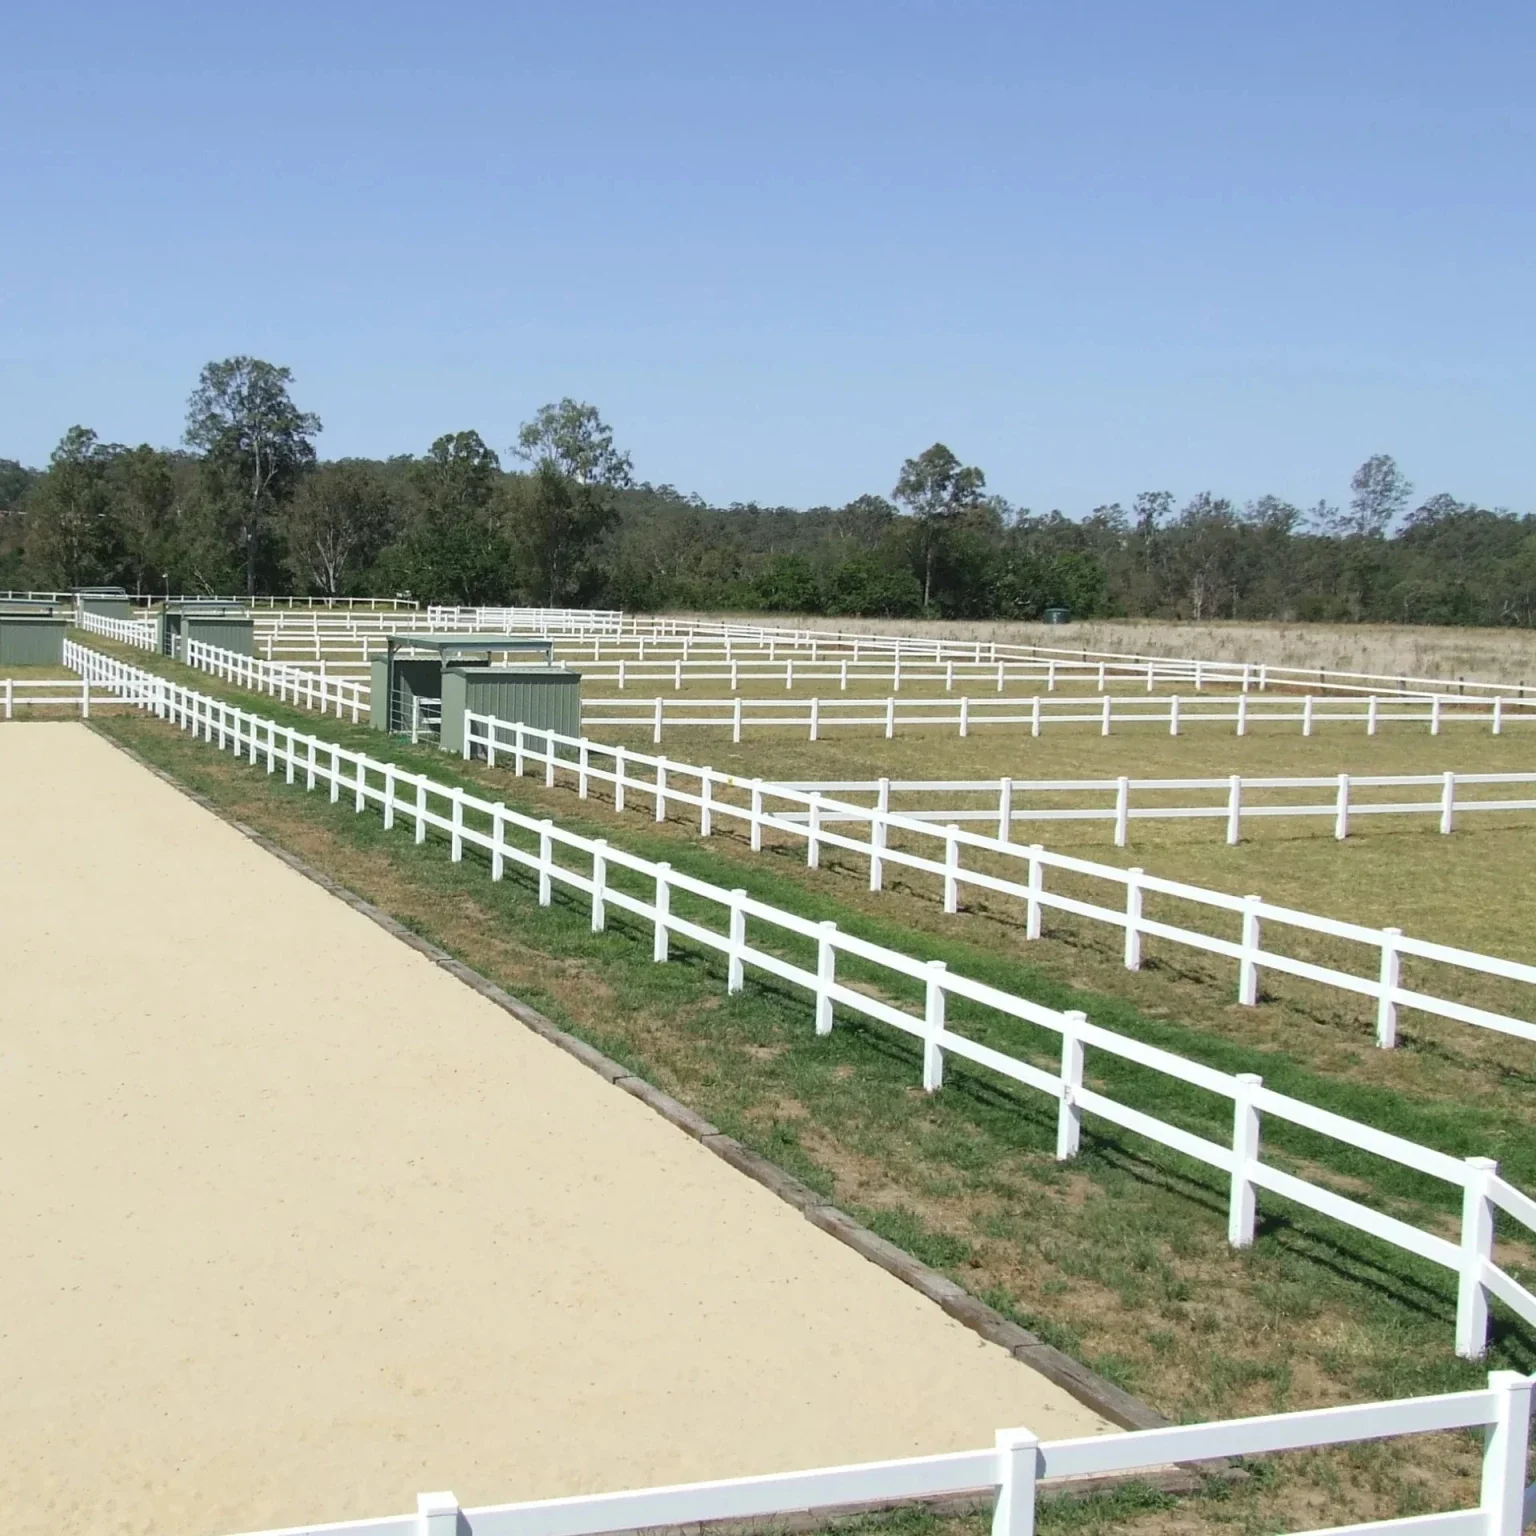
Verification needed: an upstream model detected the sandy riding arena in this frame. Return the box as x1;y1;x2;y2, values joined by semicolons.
0;724;1112;1536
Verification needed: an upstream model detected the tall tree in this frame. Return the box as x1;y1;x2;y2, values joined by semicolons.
184;358;321;595
281;459;397;596
25;426;123;586
511;400;631;603
1344;454;1413;538
394;431;511;604
112;445;181;594
892;443;986;611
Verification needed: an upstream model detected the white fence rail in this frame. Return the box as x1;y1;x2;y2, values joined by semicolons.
226;1373;1536;1536
182;638;368;722
469;716;1536;1051
0;675;154;718
582;692;1535;742
76;608;159;649
64;640;1536;1364
777;772;1536;846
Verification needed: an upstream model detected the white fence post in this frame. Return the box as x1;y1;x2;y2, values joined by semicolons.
1226;774;1243;844
652;696;663;744
992;1429;1040;1536
1456;1156;1498;1361
329;743;341;802
655;758;668;823
733;695;743;743
1302;695;1314;737
1168;693;1180;736
1238;895;1262;1005
514;721;525;777
577;739;589;798
354;755;366;811
1492;695;1503;736
996;776;1013;842
1367;694;1379;736
450;787;464;861
1100;694;1111;736
590;841;608;932
614;745;626;812
1114;776;1130;847
943;825;961;913
538;820;554;904
1026;845;1044;940
414;776;427;844
417;1491;461;1536
544;730;556;788
1031;695;1041;737
1478;1371;1533;1534
922;961;947;1091
699;768;713;836
1056;1011;1086;1160
815;921;836;1035
1334;773;1351;840
868;778;889;891
1440;770;1456;834
1123;868;1143;970
1236;692;1248;737
807;793;822;869
809;696;820;742
652;863;671;960
1228;1073;1262;1248
750;780;764;851
959;695;970;738
490;804;506;880
727;889;747;992
1431;694;1442;736
1376;927;1402;1048
884;696;895;739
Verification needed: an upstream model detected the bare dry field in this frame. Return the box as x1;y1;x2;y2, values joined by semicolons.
0;723;1111;1536
679;613;1536;690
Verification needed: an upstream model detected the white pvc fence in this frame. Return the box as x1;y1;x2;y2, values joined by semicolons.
224;1373;1536;1536
778;772;1536;847
583;691;1534;742
469;716;1536;1051
76;608;159;649
182;638;368;722
65;643;1536;1366
0;675;153;719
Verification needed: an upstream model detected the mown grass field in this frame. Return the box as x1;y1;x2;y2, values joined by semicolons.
69;629;1536;1535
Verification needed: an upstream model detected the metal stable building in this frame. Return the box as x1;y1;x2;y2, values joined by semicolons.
368;634;581;752
158;603;255;658
0;614;67;665
73;586;134;621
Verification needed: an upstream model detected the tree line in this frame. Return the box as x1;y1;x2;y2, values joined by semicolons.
2;357;1533;627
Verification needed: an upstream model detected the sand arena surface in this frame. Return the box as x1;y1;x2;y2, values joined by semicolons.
0;724;1113;1535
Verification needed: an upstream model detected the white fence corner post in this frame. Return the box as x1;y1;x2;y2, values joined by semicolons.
655;758;668;823
1228;1072;1262;1248
1334;773;1351;840
1440;770;1456;835
1238;895;1262;1005
414;776;428;845
1056;1011;1086;1161
1114;776;1130;847
943;824;961;913
869;778;890;891
1376;927;1402;1048
1226;774;1243;845
1478;1370;1533;1534
1456;1156;1498;1361
490;804;505;881
416;1490;460;1536
1123;868;1143;970
922;960;947;1092
750;779;764;851
996;776;1013;842
449;787;464;861
652;863;671;961
991;1428;1040;1536
815;920;837;1035
699;768;713;836
807;792;823;869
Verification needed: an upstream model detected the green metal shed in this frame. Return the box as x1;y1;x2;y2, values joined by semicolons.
369;634;565;740
74;587;133;621
159;604;254;658
441;665;582;757
0;617;67;666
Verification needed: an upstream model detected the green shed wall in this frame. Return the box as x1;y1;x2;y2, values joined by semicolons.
0;618;66;666
440;667;582;756
182;617;255;656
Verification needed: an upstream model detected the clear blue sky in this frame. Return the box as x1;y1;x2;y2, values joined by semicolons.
2;1;1531;515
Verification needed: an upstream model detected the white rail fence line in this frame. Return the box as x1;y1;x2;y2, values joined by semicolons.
76;608;159;649
0;676;156;719
777;772;1536;847
64;643;1536;1363
581;692;1532;743
224;1374;1536;1536
251;607;1533;705
182;638;368;722
470;716;1536;1051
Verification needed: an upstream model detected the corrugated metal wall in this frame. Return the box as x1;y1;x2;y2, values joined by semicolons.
0;618;67;666
440;667;582;755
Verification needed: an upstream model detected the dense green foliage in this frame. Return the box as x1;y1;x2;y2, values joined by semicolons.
4;359;1534;625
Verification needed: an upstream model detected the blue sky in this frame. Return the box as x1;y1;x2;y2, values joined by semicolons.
2;1;1531;515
